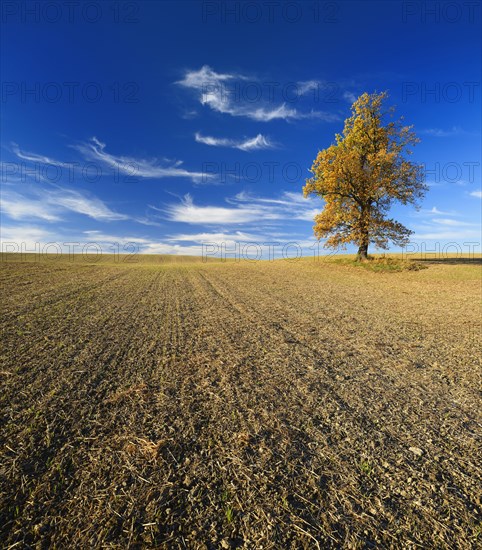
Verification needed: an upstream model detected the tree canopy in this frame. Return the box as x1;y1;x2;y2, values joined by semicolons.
303;91;427;260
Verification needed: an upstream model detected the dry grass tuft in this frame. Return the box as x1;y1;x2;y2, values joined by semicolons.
106;383;149;404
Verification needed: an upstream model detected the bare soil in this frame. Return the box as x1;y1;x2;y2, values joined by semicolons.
1;256;481;548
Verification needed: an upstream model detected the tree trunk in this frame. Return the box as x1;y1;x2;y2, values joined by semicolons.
357;207;370;261
357;242;369;261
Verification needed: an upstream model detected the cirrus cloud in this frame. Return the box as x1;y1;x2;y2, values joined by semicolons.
194;132;275;151
72;137;211;182
177;65;340;122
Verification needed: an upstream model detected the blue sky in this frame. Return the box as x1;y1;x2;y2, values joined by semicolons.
1;0;481;259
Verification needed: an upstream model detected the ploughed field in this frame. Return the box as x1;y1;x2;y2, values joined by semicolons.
1;256;481;548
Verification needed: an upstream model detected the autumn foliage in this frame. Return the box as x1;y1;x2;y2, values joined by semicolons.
304;91;427;260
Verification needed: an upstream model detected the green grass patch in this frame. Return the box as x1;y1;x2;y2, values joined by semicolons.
332;255;427;272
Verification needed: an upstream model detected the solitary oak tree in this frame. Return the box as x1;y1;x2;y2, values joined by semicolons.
303;91;427;260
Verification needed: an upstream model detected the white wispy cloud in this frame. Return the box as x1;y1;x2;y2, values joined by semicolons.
229;191;320;221
343;91;357;103
0;225;321;258
155;191;321;225
11;139;211;183
226;191;323;222
409;206;481;241
177;65;245;88
194;132;275;151
180;109;199;119
82;231;204;256
177;65;339;122
297;80;320;95
431;218;478;227
53;189;128;221
142;243;204;255
1;225;54;242
167;230;259;243
415;206;458;217
0;225;58;253
72;137;210;182
1;186;128;222
83;230;264;249
470;190;482;198
419;126;465;138
82;230;152;245
1;191;62;221
0;227;205;256
411;229;482;240
10;143;69;167
160;194;264;224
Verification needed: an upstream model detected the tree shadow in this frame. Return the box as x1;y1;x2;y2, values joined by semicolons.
415;257;482;265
